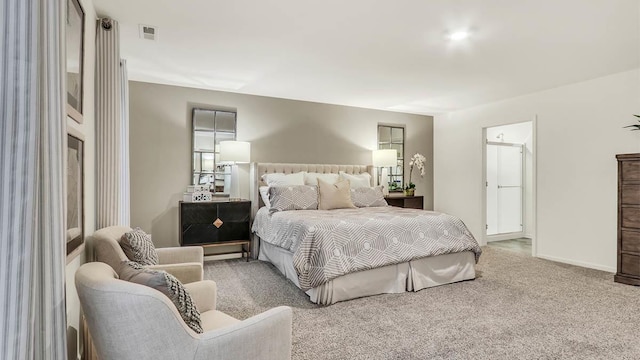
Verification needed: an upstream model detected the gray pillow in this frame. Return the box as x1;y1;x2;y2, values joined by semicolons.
120;228;159;266
269;185;318;213
350;186;388;208
117;261;203;334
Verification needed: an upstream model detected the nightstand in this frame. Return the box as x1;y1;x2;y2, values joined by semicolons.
385;195;424;209
179;200;251;261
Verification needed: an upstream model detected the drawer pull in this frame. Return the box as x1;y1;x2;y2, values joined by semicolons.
213;218;223;228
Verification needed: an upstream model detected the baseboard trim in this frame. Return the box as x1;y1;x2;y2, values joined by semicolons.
204;253;243;261
536;253;615;273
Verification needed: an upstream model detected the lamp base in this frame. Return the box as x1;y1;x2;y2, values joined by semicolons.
380;167;390;196
229;164;240;199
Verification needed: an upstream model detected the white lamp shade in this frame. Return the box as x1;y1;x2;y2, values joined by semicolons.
372;149;397;167
219;141;251;164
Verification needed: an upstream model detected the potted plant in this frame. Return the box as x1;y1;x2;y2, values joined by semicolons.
404;153;426;196
624;114;640;130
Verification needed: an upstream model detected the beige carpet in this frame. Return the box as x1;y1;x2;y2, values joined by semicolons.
204;247;640;359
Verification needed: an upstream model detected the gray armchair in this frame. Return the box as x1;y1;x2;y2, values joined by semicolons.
93;226;204;284
75;262;293;360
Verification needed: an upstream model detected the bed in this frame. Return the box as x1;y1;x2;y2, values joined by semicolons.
249;163;481;305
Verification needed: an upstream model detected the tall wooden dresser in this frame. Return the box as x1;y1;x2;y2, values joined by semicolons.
616;153;640;285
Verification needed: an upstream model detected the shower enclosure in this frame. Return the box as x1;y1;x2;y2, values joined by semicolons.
486;142;524;236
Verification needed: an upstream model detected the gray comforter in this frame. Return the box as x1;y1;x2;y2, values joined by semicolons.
252;206;481;290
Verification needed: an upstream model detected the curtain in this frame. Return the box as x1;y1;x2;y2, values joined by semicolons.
0;0;68;358
120;59;131;225
96;19;130;228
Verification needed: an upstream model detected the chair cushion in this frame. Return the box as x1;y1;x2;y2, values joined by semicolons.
200;310;240;332
117;261;203;333
120;228;159;265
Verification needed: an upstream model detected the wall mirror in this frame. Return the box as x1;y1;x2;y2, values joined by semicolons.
192;108;237;193
66;0;85;123
67;134;84;255
377;125;405;191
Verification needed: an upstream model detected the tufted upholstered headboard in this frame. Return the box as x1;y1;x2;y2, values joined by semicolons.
250;162;373;211
248;162;374;258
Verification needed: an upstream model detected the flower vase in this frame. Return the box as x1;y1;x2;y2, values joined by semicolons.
404;188;415;197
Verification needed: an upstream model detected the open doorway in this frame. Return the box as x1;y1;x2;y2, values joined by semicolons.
483;121;535;256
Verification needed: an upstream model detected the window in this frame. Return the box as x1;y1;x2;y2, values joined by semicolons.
192;108;237;193
377;125;404;191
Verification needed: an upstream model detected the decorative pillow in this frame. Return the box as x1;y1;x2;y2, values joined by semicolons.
304;172;340;186
261;172;305;187
351;186;388;208
318;179;356;210
120;228;158;266
117;261;203;334
339;171;371;189
269;185;318;213
259;186;271;208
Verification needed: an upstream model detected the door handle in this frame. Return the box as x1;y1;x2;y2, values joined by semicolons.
497;185;520;189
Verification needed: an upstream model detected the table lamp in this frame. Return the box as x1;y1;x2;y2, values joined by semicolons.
219;141;251;199
372;149;397;196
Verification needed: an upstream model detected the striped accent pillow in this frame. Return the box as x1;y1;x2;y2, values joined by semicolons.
120;228;159;265
350;186;388;208
117;261;203;334
269;185;318;213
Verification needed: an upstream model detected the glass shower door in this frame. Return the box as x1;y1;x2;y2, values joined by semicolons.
487;143;523;235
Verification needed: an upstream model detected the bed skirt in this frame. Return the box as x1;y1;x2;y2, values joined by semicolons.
259;240;476;305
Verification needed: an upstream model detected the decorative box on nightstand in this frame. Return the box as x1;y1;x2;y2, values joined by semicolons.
179;200;252;261
385;195;424;209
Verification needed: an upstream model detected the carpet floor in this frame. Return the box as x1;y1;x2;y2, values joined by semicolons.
204;247;640;359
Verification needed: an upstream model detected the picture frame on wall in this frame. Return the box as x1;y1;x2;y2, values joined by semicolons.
66;0;85;124
67;134;84;257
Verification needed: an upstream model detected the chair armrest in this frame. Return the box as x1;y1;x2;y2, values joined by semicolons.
195;306;292;360
156;246;204;265
183;280;217;313
146;262;203;283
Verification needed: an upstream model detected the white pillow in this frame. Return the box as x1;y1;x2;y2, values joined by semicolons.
339;171;371;189
304;172;340;186
261;172;305;187
259;186;271;208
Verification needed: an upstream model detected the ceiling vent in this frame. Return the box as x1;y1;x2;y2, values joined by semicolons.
139;24;158;41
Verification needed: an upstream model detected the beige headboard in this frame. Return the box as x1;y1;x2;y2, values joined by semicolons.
250;163;373;212
248;162;373;258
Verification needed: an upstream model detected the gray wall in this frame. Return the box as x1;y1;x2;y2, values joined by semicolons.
129;81;434;248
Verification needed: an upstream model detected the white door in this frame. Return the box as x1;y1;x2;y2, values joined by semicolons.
487;144;523;235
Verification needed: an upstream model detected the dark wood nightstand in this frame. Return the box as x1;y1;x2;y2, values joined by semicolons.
179;200;251;261
385;195;424;209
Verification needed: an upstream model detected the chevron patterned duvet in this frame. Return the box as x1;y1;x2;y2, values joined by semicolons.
253;206;482;290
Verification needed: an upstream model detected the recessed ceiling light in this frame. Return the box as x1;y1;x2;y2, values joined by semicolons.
449;31;469;41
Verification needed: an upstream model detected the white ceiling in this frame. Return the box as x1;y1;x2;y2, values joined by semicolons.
94;0;640;115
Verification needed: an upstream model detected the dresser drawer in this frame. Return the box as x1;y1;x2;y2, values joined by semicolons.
621;253;640;277
621;230;640;253
622;185;640;205
622;207;640;229
622;161;640;182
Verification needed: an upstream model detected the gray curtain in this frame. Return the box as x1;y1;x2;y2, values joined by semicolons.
96;19;130;228
0;0;68;358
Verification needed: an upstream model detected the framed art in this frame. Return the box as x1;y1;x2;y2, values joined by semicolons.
66;0;85;124
67;134;84;256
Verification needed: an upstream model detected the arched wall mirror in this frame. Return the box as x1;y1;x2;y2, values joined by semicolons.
192;108;237;193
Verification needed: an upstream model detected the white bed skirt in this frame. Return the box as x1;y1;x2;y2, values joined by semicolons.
259;241;476;305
